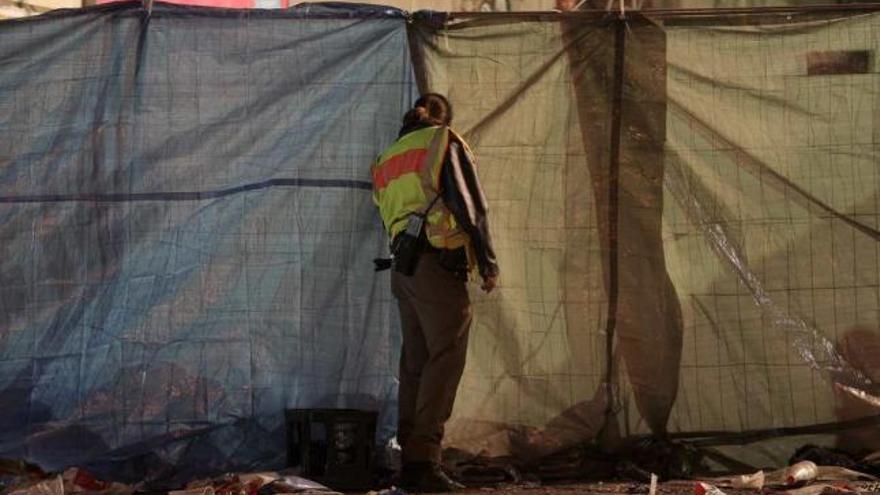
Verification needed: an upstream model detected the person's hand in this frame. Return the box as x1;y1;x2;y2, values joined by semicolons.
481;274;498;293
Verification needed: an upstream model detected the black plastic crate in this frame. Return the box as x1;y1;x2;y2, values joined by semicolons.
285;408;377;490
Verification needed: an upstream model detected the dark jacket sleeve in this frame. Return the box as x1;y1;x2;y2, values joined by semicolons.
439;132;500;279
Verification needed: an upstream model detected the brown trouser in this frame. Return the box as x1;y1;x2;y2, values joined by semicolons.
391;252;472;464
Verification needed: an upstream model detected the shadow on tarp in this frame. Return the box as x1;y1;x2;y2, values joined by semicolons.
81;418;285;490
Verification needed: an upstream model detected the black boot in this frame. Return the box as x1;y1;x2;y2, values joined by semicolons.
400;462;465;492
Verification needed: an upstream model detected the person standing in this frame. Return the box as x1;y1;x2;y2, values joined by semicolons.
371;94;499;492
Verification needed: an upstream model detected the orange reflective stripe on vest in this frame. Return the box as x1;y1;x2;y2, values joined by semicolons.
371;148;428;190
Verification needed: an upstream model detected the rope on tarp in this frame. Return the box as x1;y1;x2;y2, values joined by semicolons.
598;4;627;440
442;3;880;22
668;414;880;447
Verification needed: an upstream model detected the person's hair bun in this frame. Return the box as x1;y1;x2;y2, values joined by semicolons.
402;106;431;128
399;93;452;132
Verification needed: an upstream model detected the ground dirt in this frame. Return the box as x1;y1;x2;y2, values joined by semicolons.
395;480;880;495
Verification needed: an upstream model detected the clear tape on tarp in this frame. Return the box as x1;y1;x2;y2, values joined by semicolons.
664;112;880;410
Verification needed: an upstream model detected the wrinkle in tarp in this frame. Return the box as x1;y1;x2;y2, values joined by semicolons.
3;1;880;480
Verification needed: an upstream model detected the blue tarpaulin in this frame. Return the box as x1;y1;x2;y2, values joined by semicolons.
0;2;413;484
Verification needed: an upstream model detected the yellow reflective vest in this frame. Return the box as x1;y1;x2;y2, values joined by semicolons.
371;126;469;250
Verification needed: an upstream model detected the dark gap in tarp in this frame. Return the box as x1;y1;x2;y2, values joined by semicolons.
558;13;620;444
605;15;625;437
405;15;433;94
615;14;684;438
559;12;683;442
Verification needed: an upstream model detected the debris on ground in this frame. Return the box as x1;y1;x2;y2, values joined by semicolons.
694;481;728;495
169;487;215;495
261;473;334;493
815;467;879;483
2;476;64;495
705;457;877;493
365;487;407;495
786;461;820;487
1;465;131;495
0;464;339;495
3;443;880;495
782;484;861;495
791;446;880;478
452;459;523;485
183;471;337;495
0;460;47;495
62;468;132;495
621;439;705;481
731;471;764;489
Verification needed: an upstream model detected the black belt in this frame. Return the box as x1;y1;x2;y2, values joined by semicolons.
389;233;441;254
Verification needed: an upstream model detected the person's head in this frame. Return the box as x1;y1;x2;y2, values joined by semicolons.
401;93;453;130
415;93;453;125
